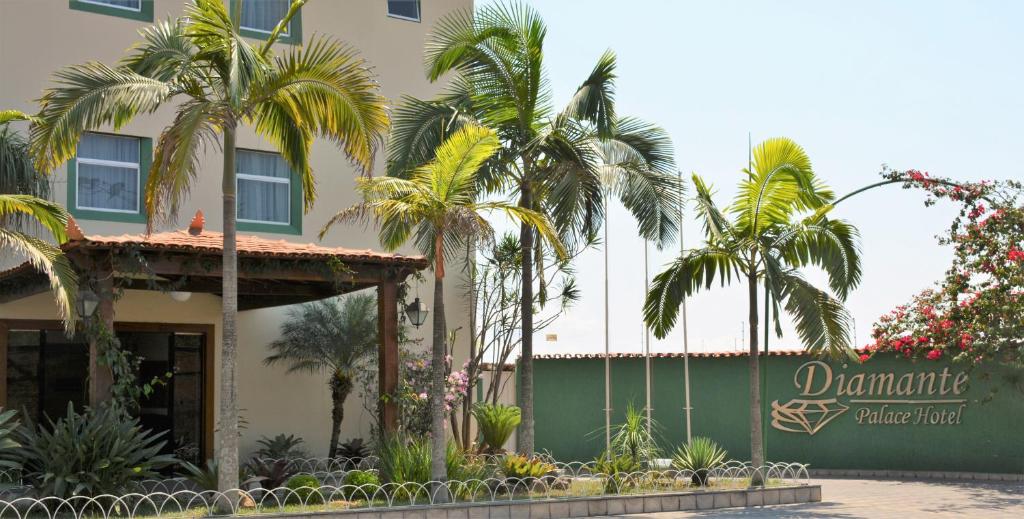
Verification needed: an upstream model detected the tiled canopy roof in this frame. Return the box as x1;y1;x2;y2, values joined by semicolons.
0;211;427;282
59;211;426;265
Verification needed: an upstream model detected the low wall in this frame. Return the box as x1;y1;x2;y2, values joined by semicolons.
532;355;1024;474
258;485;821;519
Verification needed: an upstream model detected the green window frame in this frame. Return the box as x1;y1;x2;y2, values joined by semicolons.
386;0;421;22
235;149;302;236
67;132;151;224
230;0;303;45
69;0;154;22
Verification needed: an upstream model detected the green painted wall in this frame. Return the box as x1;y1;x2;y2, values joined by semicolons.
533;355;1024;474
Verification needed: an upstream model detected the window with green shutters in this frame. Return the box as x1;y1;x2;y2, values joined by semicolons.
67;132;151;224
236;149;302;235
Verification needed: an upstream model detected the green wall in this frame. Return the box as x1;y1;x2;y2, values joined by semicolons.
532;355;1024;474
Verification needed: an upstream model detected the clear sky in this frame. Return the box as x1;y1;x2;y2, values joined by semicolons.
478;0;1024;355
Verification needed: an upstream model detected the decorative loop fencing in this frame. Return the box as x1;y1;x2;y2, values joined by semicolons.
0;458;809;519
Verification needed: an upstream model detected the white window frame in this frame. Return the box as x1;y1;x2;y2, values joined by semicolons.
75;153;141;214
239;3;291;36
236;152;292;226
78;0;143;13
387;0;421;22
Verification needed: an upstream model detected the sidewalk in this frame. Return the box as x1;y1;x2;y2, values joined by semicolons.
598;477;1024;518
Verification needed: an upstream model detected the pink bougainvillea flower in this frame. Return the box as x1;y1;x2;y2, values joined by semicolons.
859;354;870;363
926;349;943;361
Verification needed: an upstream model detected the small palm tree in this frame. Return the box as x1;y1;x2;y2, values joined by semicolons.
0;110;76;331
644;137;862;485
29;0;388;491
321;124;563;497
393;2;684;452
264;293;377;459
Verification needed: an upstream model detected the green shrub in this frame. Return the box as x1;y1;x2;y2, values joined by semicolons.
16;403;177;498
285;474;323;504
256;434;308;459
593;451;641;494
671;437;727;486
472;404;520;453
500;454;556;480
377;434;430;484
342;470;380;499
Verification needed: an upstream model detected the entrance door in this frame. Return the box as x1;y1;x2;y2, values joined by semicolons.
1;322;210;464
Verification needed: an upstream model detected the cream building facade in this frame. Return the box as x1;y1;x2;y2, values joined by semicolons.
0;0;476;460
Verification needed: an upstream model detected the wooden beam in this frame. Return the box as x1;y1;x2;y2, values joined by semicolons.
377;281;400;433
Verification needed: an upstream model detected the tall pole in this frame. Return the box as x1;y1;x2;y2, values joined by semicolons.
603;196;612;456
679;170;692;442
644;240;652;437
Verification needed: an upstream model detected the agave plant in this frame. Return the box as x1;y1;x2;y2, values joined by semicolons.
472;404;521;453
593;451;641;494
499;454;556;481
671;437;728;486
16;403;177;498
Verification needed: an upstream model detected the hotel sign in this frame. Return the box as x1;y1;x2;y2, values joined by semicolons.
771;360;970;435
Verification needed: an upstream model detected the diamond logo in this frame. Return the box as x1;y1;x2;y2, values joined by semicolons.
771;398;849;435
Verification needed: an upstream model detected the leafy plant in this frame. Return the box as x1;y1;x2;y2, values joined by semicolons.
285;474;322;505
180;458;263;491
472;404;520;453
377;434;430;485
337;438;371;468
610;403;661;463
15;403;177;498
500;454;556;481
671;437;727;486
255;434;308;459
593;451;642;494
0;408;20;470
244;457;294;489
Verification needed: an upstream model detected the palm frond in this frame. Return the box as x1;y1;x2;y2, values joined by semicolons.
770;218;863;299
386;91;474;178
123;18;197;83
265;293;377;375
690;174;735;243
146;99;223;229
0;125;49;200
561;50;616;138
251;35;389;185
0;194;70;242
0;222;77;332
774;266;855;360
643;246;744;339
31;63;172;173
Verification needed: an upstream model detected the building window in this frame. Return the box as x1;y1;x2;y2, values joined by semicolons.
69;0;154;22
233;0;303;44
68;132;151;223
236;149;302;234
387;0;420;22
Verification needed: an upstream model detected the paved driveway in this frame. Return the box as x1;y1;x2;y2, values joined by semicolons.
601;477;1024;518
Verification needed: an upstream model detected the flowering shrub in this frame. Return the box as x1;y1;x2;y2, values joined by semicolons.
394;351;469;435
863;169;1023;365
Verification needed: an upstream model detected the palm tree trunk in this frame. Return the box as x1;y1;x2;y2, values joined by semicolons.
430;242;449;502
517;180;535;455
747;269;765;486
217;124;240;497
329;372;352;459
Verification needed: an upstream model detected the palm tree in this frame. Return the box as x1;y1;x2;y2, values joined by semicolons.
264;293;378;458
389;2;683;454
29;0;388;492
0;110;77;331
643;137;862;485
321;124;563;498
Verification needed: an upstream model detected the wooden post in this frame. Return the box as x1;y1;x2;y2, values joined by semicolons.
377;281;399;433
88;268;115;407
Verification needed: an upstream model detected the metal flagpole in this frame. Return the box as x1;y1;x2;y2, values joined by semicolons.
644;240;652;436
678;170;692;442
604;196;612;456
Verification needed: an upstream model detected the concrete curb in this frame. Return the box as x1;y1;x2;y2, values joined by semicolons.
257;485;821;519
810;469;1023;482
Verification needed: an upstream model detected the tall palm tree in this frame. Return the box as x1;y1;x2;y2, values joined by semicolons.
0;110;77;331
389;2;683;453
29;0;389;492
321;124;563;498
264;293;378;458
643;137;862;485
